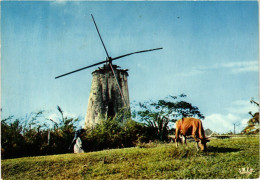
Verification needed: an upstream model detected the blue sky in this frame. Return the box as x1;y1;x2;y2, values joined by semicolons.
1;1;259;133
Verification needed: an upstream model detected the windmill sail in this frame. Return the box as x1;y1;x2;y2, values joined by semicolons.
55;14;162;127
55;48;162;79
91;14;110;59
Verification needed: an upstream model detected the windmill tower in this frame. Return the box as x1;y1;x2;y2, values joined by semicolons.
85;64;130;127
55;14;162;128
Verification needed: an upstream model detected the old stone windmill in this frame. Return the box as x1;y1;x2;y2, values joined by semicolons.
55;14;162;128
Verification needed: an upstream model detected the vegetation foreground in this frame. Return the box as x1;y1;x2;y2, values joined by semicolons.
2;136;259;179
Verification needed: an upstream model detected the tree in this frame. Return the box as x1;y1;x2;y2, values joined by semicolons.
1;107;81;159
1;112;47;159
47;106;80;154
133;94;204;141
242;99;259;134
1;116;26;159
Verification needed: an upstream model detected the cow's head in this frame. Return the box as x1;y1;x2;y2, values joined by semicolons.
198;138;210;151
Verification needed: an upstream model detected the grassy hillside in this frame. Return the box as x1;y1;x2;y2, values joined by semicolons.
2;136;259;179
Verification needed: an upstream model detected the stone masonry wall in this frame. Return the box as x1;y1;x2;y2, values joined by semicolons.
84;65;130;128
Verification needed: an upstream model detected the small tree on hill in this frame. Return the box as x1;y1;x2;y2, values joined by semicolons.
242;99;259;134
133;94;204;141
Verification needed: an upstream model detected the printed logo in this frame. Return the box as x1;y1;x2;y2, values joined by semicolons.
239;167;254;175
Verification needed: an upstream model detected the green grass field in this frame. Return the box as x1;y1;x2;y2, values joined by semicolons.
2;136;259;179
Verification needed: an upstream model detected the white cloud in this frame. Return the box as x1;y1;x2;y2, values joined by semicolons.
48;112;78;123
48;113;60;123
228;100;259;114
203;113;240;134
241;118;249;127
220;61;258;74
176;68;205;77
203;99;259;134
50;1;67;6
177;60;258;77
47;111;84;129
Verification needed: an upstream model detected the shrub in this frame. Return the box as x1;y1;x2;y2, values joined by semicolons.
1;117;27;159
1;107;79;159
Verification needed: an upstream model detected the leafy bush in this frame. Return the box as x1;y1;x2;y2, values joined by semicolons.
82;117;146;152
242;99;259;134
1;117;27;159
1;106;153;159
1;107;79;159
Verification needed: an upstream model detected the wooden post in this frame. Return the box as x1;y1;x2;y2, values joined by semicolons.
47;130;50;145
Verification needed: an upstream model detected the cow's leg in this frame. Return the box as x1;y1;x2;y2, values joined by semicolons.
196;141;200;151
194;133;201;152
183;135;187;144
175;129;181;147
176;139;179;147
192;128;200;142
175;129;179;147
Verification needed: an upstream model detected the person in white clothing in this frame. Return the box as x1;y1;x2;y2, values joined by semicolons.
74;136;84;153
68;129;85;153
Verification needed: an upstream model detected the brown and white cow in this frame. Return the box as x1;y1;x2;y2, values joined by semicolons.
175;117;210;151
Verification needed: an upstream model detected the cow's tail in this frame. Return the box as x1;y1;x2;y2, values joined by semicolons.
198;120;206;140
175;126;179;141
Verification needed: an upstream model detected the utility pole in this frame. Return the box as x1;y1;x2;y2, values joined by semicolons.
233;122;240;134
